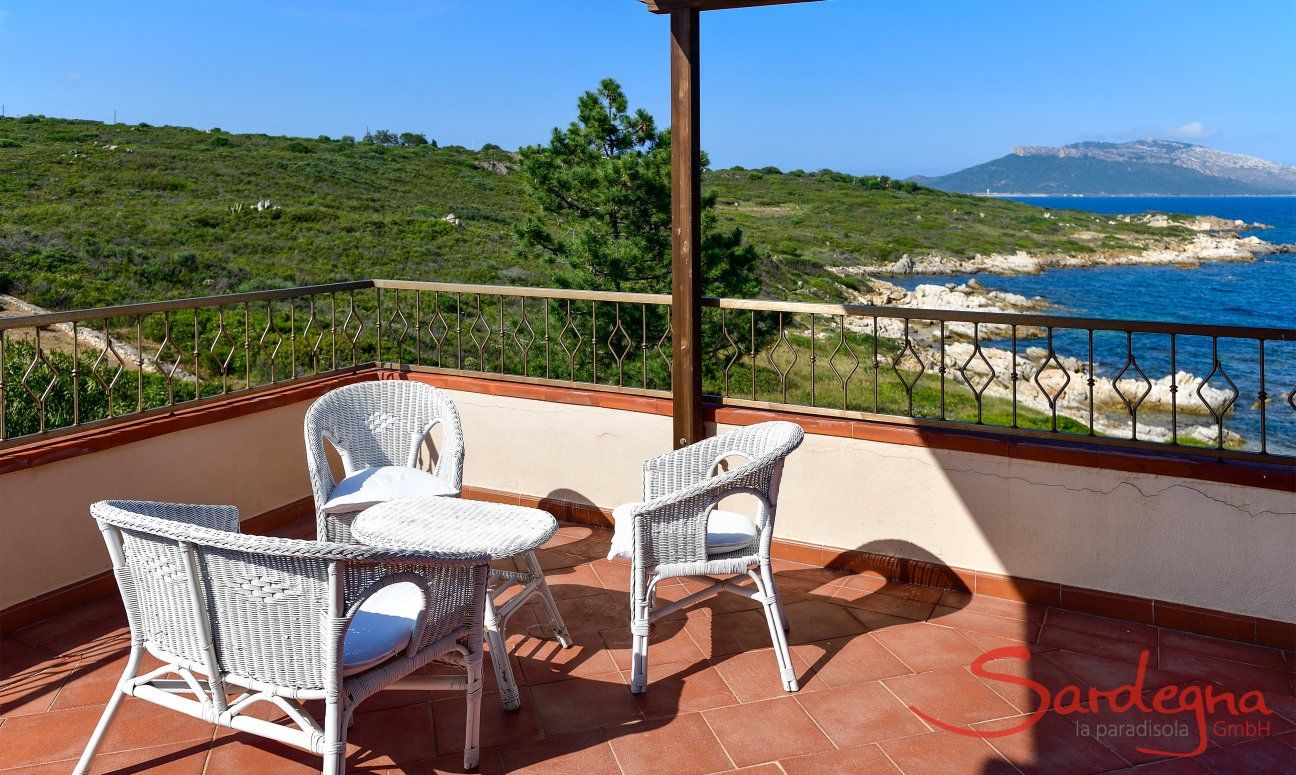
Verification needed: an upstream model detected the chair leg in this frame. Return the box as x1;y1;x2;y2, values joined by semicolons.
754;567;799;692
322;694;348;775
767;573;791;633
629;623;650;694
629;594;651;694
73;645;143;775
463;652;484;770
484;596;522;712
522;551;572;648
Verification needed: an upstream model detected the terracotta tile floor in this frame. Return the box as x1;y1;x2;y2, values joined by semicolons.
2;519;1293;774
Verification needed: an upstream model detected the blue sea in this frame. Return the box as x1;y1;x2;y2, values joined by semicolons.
893;196;1296;455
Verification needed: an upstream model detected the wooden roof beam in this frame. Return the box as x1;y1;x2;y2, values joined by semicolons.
642;0;821;13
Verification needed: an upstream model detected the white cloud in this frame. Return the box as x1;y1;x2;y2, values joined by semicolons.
1169;121;1217;140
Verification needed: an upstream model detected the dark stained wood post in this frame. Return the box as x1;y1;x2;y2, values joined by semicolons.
670;8;704;449
645;0;819;448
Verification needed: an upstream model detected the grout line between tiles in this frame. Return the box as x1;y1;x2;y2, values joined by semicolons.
877;678;933;735
698;711;737;773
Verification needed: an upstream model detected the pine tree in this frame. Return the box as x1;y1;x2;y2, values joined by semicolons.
515;78;759;299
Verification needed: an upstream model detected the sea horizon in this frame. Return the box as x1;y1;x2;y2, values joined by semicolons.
984;193;1296;198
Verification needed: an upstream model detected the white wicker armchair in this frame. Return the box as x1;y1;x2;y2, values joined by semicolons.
75;500;490;774
305;380;465;543
622;421;805;694
303;379;573;712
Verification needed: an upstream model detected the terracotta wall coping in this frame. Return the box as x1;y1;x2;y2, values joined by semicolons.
393;371;1295;493
3;368;1291;492
0;370;376;476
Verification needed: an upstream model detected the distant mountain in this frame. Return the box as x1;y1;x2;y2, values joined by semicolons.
910;140;1296;196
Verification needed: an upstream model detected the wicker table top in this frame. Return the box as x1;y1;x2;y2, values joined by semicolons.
351;497;557;560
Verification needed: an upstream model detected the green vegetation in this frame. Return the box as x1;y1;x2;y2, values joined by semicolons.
0;116;528;311
0;113;1187;314
515;79;758;299
1;340;199;438
705;168;1188;299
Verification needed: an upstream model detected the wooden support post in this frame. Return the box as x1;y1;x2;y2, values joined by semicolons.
670;8;703;449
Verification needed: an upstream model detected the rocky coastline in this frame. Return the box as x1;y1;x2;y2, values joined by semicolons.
847;231;1275;276
838;278;1245;447
826;213;1281;277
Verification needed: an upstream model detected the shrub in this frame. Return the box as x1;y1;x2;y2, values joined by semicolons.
136;175;187;192
208;136;230;147
285;141;312;154
187;211;224;228
363;129;399;146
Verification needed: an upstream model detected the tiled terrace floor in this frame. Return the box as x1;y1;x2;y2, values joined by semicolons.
2;519;1294;774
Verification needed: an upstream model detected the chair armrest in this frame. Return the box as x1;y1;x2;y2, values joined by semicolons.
94;500;242;533
625;462;776;566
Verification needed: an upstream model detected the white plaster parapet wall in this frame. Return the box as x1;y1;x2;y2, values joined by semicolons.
0;401;315;609
2;386;1293;623
447;390;1296;623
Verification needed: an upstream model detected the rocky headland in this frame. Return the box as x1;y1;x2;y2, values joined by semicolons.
826;211;1279;277
850;231;1274;276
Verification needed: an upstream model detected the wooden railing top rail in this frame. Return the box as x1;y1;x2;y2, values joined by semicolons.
6;280;1294;342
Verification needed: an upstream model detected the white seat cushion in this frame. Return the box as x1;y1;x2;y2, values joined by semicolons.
608;502;759;559
342;582;424;676
322;466;458;514
704;509;761;553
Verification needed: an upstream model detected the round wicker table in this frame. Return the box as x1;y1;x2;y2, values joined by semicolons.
352;496;572;711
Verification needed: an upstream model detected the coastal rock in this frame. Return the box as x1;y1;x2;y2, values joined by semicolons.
1100;371;1237;415
1119;213;1267;232
861;231;1272;277
475;160;514;175
931;341;1241;444
840;278;1047;340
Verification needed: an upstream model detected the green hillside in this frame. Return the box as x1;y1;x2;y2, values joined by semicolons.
705;167;1186;298
0;116;1191;311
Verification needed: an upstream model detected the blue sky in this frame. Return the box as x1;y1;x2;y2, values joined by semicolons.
1;0;1292;177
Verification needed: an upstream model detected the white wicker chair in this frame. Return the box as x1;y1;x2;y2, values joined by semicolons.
304;380;465;544
303;380;573;711
623;421;804;694
74;500;490;774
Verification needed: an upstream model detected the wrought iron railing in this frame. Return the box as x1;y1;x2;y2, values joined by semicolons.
0;282;375;442
3;279;1294;461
